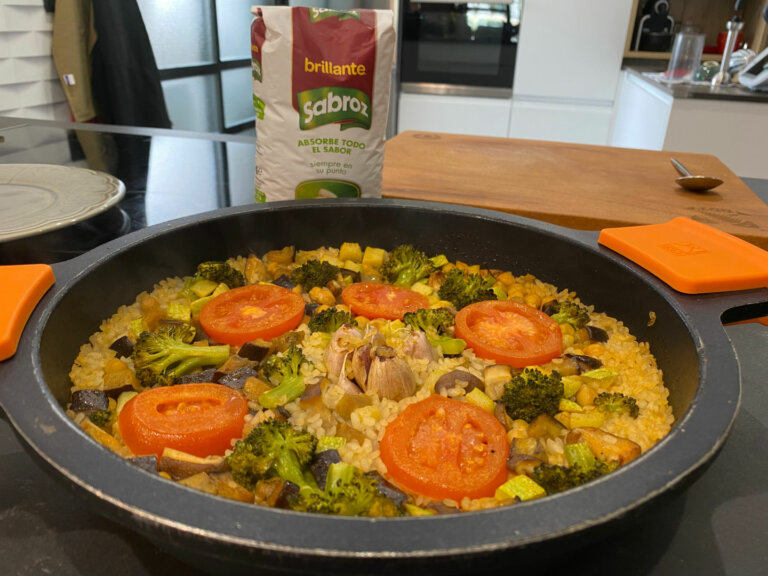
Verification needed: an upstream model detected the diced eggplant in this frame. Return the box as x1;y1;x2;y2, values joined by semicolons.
301;381;323;400
215;366;260;390
70;389;109;412
425;501;459;515
108;336;134;358
158;448;227;480
506;453;542;476
273;275;296;290
274;480;301;509
271;331;304;353
304;301;321;317
127;455;159;475
340;268;361;283
564;354;603;374
173;367;218;385
238;340;272;361
310;449;342;490
586;325;609;343
368;471;408;508
434;369;483;395
541;300;559;316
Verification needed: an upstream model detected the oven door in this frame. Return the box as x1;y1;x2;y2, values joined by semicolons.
400;0;521;97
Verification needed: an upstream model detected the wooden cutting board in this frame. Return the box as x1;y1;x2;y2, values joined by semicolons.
382;131;768;249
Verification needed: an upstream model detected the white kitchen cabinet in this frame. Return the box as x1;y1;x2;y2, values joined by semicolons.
397;92;511;138
508;0;634;145
609;70;768;179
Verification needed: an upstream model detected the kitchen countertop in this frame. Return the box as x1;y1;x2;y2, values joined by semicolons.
623;66;768;103
1;117;767;575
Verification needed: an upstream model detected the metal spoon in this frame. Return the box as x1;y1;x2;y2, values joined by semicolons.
670;157;724;192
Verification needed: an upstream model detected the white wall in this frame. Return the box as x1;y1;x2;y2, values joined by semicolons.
0;0;69;120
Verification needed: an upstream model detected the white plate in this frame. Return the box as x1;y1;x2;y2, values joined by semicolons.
0;164;126;242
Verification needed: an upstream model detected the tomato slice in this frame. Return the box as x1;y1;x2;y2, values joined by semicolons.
379;395;509;501
341;282;430;320
454;300;562;367
118;383;249;458
199;284;305;345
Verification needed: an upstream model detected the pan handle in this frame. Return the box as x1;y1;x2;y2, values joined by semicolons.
599;217;768;326
0;265;55;361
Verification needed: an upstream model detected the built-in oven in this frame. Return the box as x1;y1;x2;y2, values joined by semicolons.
399;0;522;97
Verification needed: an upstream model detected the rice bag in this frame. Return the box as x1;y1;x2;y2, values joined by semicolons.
250;6;395;201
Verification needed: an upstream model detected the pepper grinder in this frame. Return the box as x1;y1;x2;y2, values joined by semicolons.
712;1;745;87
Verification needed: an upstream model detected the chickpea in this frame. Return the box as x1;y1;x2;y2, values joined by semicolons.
524;293;542;309
308;286;336;307
576;385;598;407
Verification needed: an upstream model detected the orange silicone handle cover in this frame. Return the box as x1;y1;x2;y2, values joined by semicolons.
598;217;768;294
0;264;55;361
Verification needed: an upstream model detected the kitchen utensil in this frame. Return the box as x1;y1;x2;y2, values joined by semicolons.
1;199;765;575
671;157;724;191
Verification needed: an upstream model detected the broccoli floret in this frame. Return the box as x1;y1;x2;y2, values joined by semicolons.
227;419;318;491
402;307;465;354
196;261;246;288
402;307;454;336
437;268;497;310
258;345;309;409
87;409;113;428
594;392;640;418
156;322;196;343
532;442;616;494
132;329;230;387
289;462;401;517
290;259;340;290
500;368;564;423
543;300;590;330
307;307;357;334
381;244;435;288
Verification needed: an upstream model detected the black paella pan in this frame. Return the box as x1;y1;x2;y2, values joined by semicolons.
1;198;766;575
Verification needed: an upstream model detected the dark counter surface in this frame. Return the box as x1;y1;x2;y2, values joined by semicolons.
623;65;768;103
1;118;767;575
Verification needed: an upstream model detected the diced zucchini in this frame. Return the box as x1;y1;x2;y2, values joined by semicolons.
190;278;218;298
554;411;571;428
491;285;508;300
316;435;347;452
410;281;433;296
581;368;618;386
484;364;512;401
362;246;386;269
190;295;214;315
339;242;363;262
495;475;546;502
116;391;138;414
424;369;449;393
166;301;191;323
562;375;583;398
429;254;449;268
211;283;229;297
342;260;362;273
466;388;495;413
432;336;466;356
564;442;596;469
569;411;606;428
405;503;437;516
558;398;583;413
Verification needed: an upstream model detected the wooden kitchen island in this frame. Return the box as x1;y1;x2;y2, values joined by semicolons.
382;130;768;249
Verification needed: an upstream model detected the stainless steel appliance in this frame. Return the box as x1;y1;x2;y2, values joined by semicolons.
400;0;522;97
